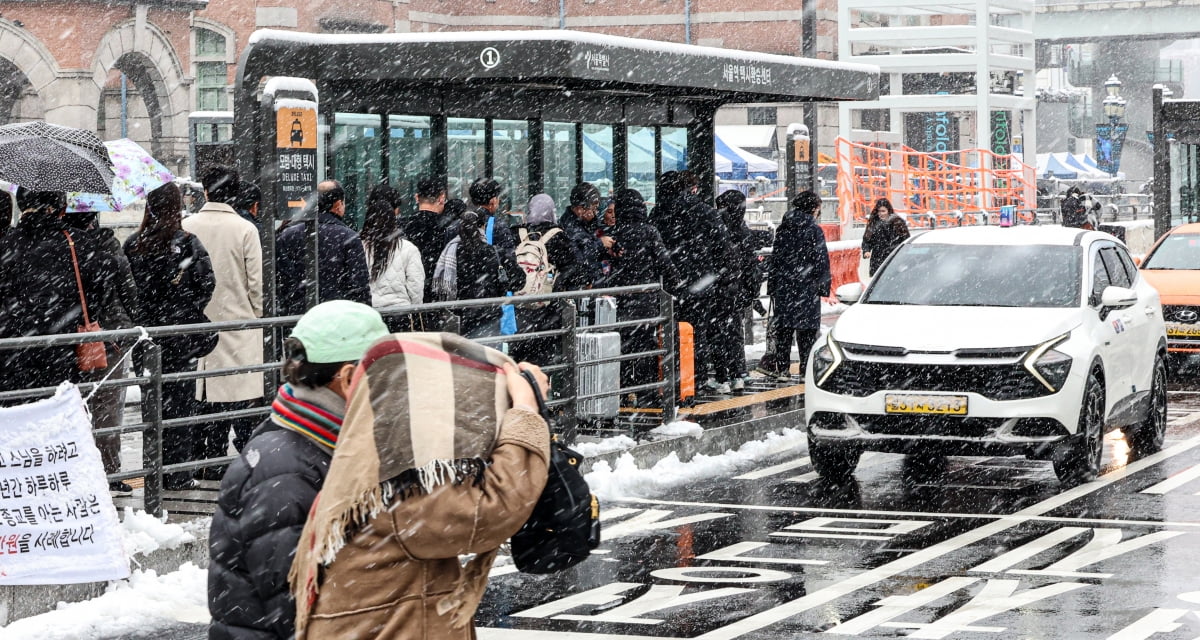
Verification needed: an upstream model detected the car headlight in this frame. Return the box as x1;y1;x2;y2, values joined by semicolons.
813;335;844;387
1023;334;1072;393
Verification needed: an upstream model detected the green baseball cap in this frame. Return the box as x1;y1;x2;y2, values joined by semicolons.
289;300;389;364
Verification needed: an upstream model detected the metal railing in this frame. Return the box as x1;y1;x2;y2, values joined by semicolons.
0;285;676;517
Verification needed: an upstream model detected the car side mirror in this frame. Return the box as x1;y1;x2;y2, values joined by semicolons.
1099;286;1137;310
1132;255;1143;267
836;282;864;305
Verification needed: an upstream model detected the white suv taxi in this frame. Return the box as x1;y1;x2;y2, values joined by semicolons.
805;226;1168;485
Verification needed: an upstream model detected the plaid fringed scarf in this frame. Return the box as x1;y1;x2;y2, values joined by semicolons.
270;384;344;454
290;332;512;633
431;237;461;301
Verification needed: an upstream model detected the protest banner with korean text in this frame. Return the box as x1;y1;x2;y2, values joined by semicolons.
0;384;128;585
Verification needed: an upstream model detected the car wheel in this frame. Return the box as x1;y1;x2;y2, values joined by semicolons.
1053;368;1105;485
808;436;861;484
1130;357;1168;456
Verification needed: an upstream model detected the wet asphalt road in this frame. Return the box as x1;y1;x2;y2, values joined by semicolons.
123;381;1200;640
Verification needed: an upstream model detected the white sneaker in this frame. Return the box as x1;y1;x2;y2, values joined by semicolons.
715;381;732;394
703;377;720;392
731;378;746;391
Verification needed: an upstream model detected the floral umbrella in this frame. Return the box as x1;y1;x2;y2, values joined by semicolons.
67;138;175;212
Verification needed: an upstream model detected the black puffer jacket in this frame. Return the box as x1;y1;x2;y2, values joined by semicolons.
276;212;371;315
208;421;331;640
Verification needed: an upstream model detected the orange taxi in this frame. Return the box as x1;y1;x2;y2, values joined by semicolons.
1139;223;1200;369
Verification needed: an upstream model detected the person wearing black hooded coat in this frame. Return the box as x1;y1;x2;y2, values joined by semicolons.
763;191;830;379
652;171;734;387
607;188;679;396
712;190;763;390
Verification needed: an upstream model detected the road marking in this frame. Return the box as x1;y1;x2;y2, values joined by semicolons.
786;452;882;483
693;434;1200;640
1167;411;1200;425
1140;463;1200;494
619;497;1200;529
733;457;809;480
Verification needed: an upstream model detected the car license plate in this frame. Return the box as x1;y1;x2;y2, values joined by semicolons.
885;394;968;415
1167;322;1200;337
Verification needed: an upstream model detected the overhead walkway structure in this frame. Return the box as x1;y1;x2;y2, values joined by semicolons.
1035;0;1200;43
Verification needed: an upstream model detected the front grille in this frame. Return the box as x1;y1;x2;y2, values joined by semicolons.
850;414;1003;438
1163;305;1200;325
821;359;1047;401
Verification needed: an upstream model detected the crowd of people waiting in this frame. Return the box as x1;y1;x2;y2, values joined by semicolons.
0;163;849;492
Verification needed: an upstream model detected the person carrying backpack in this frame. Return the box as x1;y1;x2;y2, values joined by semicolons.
508;194;585;365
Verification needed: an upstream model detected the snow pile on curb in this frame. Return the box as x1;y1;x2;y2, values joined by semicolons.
649;421;703;439
121;508;197;559
586;427;806;501
572;435;638;457
1;563;209;639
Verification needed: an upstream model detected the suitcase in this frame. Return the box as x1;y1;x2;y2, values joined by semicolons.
593;296;618;326
577;331;621;418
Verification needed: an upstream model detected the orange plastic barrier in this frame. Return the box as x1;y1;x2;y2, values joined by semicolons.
819;223;842;242
677;322;695;404
834;137;1036;226
825;246;861;302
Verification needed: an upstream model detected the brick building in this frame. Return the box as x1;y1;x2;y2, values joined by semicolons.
0;0;838;175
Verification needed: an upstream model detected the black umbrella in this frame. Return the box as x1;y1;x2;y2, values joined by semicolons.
0;122;115;194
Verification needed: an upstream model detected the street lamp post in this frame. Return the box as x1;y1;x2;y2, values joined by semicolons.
1097;74;1128;178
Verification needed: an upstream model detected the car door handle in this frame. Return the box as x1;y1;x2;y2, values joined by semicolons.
1144;307;1156;316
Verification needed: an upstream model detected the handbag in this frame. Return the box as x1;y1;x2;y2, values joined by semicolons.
169;233;219;362
510;369;601;574
64;231;108;372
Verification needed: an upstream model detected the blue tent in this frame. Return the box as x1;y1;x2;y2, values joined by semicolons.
715;135;777;179
1038;153;1078;179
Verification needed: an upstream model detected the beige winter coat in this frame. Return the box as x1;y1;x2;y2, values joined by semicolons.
182;202;264;403
297;408;550;640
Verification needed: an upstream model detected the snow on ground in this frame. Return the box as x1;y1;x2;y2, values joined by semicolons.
2;424;806;636
1;563;209;640
120;508;197;559
585;427;806;502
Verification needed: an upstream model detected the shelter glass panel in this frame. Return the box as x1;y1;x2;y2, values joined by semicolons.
493;119;530;213
662;126;688;173
447;117;485;201
543;122;577;210
333;113;384;230
583;123;614;197
388;115;433;221
627;126;657;203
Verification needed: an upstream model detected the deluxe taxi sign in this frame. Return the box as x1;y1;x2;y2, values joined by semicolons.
0;384;127;585
275;98;319;211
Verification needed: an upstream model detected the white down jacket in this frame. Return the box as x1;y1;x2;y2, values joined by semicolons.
367;238;425;308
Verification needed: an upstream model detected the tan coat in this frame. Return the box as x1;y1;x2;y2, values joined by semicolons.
299;409;550;640
182;202;264;402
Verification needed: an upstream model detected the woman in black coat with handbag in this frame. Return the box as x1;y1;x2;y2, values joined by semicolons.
124;182;216;491
861;198;910;276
